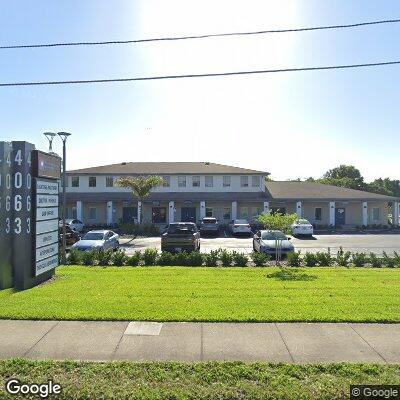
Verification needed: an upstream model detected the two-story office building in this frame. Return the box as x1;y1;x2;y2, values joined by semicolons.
65;162;400;228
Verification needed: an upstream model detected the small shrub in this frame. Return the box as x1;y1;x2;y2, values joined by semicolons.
394;251;400;267
231;251;249;267
127;251;142;266
315;250;334;267
286;251;301;267
369;252;382;268
204;249;220;267
67;249;81;265
157;251;176;266
256;212;298;234
383;252;396;268
187;251;204;266
352;252;367;268
81;250;98;266
143;248;158;266
220;249;233;267
112;250;127;266
174;251;190;266
97;250;113;266
251;251;269;267
336;247;351;267
303;252;318;267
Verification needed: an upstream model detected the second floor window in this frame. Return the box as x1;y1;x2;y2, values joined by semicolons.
241;176;249;187
205;176;213;187
223;176;231;187
89;177;97;188
106;177;114;187
192;176;200;187
71;177;79;187
252;176;261;187
162;176;170;187
178;176;186;187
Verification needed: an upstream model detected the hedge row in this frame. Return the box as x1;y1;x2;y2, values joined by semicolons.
66;247;400;268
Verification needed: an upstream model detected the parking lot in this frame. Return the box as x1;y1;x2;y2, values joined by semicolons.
120;233;400;256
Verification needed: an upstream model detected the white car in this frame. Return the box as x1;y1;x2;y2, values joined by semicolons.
291;218;313;237
229;219;252;235
71;230;119;251
59;219;85;233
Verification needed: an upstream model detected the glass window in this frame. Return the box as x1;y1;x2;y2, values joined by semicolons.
89;177;97;187
223;176;231;187
71;177;79;187
205;176;213;187
205;207;213;217
240;207;249;218
89;207;97;220
252;176;261;187
178;176;186;187
83;232;104;240
315;208;322;221
372;207;380;221
252;207;263;218
162;176;170;187
106;177;114;187
223;207;231;220
152;207;166;223
192;176;200;187
168;223;197;234
240;176;249;187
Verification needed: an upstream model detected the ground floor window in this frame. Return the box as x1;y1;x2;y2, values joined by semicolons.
89;207;97;220
252;207;263;219
223;207;231;220
372;207;380;222
240;207;249;219
205;207;213;217
152;207;166;224
315;207;322;221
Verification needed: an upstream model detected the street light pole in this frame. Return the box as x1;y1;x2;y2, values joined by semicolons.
57;132;71;265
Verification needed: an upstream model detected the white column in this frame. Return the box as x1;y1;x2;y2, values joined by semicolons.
393;202;399;226
296;201;302;218
137;201;142;224
76;201;83;221
329;201;335;226
106;201;113;225
362;201;368;226
263;201;270;214
231;201;237;220
168;201;175;224
200;201;206;219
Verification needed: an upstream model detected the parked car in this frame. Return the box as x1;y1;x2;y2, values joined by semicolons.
59;225;81;247
71;230;119;251
200;217;219;235
229;219;252;235
291;218;314;237
161;222;200;252
253;230;294;256
59;218;85;232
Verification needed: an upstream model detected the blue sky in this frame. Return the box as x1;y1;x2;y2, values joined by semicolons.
1;0;399;181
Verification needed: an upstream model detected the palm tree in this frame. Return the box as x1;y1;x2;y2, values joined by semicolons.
116;175;164;224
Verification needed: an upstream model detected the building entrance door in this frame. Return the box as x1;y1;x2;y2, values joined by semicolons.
122;207;138;223
335;207;346;226
181;207;196;223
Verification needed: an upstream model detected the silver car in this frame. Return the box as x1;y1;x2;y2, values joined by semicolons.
200;217;219;235
71;230;119;251
253;230;294;256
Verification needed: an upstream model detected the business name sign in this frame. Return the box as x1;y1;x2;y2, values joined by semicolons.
32;150;61;180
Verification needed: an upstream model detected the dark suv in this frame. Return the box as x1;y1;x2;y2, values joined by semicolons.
161;222;200;252
59;225;81;247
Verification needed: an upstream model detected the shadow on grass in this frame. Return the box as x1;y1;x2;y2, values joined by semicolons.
266;268;318;281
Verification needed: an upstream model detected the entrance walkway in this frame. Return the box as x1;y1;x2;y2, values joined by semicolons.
0;320;399;363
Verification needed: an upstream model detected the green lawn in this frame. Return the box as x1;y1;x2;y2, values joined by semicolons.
0;360;399;400
0;266;399;322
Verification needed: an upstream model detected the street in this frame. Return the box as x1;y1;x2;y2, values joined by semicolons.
120;234;400;256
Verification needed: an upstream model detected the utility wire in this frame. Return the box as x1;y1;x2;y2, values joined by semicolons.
1;60;399;87
1;18;400;49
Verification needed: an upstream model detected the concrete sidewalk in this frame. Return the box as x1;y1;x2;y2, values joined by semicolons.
0;320;399;363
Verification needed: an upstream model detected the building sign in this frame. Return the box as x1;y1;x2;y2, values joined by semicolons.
32;150;61;179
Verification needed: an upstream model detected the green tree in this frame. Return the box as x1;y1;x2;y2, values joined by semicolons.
116;175;164;224
367;178;400;197
317;165;365;190
256;212;298;234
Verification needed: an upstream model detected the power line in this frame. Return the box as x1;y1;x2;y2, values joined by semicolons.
1;60;399;87
1;18;400;49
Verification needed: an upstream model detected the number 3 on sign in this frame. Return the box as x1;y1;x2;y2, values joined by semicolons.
14;217;21;234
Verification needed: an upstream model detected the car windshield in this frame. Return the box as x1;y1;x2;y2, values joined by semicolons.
202;218;216;224
83;232;104;241
296;219;310;225
168;224;196;234
261;231;287;240
235;219;248;224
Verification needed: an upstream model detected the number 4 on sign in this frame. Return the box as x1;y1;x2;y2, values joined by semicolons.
15;150;22;166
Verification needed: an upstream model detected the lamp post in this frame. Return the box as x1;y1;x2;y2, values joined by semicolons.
57;132;71;265
43;132;56;154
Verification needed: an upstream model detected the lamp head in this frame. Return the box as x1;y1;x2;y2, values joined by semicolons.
43;132;56;152
57;132;71;142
